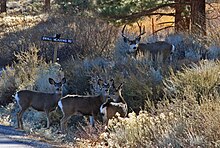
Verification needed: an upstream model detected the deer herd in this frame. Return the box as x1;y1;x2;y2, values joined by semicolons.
13;22;175;133
14;77;128;133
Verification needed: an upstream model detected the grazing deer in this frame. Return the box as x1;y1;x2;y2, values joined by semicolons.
14;77;66;130
100;82;128;124
122;23;175;66
58;79;111;133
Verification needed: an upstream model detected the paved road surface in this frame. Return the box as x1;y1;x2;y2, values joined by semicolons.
0;125;53;148
0;133;33;148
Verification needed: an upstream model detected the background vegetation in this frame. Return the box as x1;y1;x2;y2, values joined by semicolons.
0;0;220;147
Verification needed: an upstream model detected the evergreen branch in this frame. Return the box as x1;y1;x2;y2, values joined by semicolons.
106;2;190;21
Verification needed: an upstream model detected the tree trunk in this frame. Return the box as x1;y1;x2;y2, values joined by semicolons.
174;0;190;33
44;0;50;12
1;0;7;13
191;0;206;36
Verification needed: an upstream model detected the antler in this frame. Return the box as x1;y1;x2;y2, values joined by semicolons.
121;25;128;38
137;22;146;38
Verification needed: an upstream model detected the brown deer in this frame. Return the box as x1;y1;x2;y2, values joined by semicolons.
58;79;111;133
14;77;66;130
100;82;128;125
122;23;175;66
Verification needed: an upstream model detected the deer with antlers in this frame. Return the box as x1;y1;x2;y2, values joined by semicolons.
14;77;66;130
122;23;175;67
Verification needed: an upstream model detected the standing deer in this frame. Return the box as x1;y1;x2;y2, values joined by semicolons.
14;77;66;130
122;23;175;67
100;82;128;124
58;79;111;133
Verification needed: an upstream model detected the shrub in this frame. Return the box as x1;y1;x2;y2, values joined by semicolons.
105;98;220;147
14;45;47;90
163;60;220;104
0;66;16;106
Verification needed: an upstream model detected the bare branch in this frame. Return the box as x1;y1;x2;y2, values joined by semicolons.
157;21;175;25
153;26;174;34
148;13;175;16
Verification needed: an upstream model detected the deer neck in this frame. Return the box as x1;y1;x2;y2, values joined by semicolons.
99;92;108;103
52;91;62;101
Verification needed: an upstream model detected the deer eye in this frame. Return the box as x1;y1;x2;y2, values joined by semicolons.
136;37;141;42
129;41;133;45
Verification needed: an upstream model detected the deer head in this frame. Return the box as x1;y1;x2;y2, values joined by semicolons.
122;22;146;53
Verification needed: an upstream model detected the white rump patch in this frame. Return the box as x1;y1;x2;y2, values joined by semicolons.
58;100;64;114
170;44;175;61
14;92;21;109
171;44;175;53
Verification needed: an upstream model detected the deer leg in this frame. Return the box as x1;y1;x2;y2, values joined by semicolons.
89;116;95;127
45;110;50;129
17;108;27;130
16;111;21;129
60;115;69;133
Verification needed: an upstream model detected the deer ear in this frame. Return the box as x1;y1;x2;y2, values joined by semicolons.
117;83;124;90
136;36;141;42
109;79;115;88
49;78;55;85
98;79;103;86
61;78;66;84
123;37;128;43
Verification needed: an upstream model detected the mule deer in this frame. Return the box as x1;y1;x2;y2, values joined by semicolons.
100;82;128;124
14;77;66;130
122;23;175;65
58;79;111;133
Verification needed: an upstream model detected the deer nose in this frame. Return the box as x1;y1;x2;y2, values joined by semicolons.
56;88;61;91
133;46;137;50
